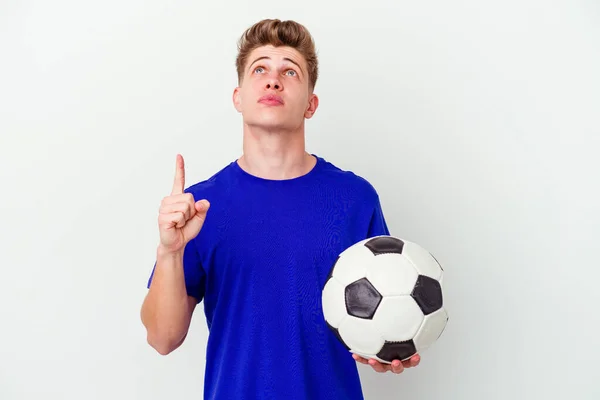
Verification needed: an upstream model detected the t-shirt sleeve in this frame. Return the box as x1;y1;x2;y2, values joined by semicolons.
367;196;391;237
146;239;206;304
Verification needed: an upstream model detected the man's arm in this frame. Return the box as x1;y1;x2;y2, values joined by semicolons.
140;154;209;355
141;247;198;355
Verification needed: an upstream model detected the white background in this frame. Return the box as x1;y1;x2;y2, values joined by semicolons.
1;1;599;399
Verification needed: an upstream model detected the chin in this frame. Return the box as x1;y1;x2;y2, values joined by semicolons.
245;114;298;132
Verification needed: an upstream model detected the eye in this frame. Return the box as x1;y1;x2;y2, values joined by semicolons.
285;69;297;77
253;66;265;73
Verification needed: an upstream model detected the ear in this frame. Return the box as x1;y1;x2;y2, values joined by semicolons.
233;87;242;113
304;93;319;119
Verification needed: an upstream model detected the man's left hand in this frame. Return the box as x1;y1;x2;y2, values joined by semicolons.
352;353;420;374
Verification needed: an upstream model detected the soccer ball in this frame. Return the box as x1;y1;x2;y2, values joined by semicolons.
321;235;448;363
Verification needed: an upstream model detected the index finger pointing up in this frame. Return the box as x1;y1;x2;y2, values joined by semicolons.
171;154;185;195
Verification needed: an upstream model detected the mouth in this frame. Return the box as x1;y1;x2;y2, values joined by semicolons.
258;94;284;105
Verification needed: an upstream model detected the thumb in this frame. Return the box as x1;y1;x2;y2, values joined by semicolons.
182;200;210;240
195;199;210;214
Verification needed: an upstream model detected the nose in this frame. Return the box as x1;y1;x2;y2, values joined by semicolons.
265;73;282;90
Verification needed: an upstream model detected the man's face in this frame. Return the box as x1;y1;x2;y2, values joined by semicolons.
233;45;318;131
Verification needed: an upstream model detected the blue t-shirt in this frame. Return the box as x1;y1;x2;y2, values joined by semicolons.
147;154;390;400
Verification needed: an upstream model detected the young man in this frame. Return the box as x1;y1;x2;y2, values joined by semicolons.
141;19;420;399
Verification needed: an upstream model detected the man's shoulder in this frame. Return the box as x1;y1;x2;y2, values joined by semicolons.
317;155;380;198
183;161;236;197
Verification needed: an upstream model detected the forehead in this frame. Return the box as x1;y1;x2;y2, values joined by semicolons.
246;45;306;69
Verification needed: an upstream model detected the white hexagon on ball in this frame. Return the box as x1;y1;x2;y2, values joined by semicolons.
413;307;449;352
330;244;374;286
365;253;418;296
338;315;385;356
372;296;424;342
321;277;347;328
401;240;443;281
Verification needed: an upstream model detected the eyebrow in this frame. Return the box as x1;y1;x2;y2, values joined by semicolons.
248;56;304;74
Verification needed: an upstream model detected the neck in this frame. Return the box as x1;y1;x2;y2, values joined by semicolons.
237;123;316;180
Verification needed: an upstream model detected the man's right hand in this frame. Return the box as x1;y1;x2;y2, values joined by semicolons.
158;154;210;254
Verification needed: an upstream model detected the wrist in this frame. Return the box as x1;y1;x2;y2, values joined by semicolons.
156;244;184;260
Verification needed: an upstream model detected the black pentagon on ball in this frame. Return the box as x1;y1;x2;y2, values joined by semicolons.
411;275;443;315
364;236;405;255
376;340;417;362
345;278;382;319
325;321;350;351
